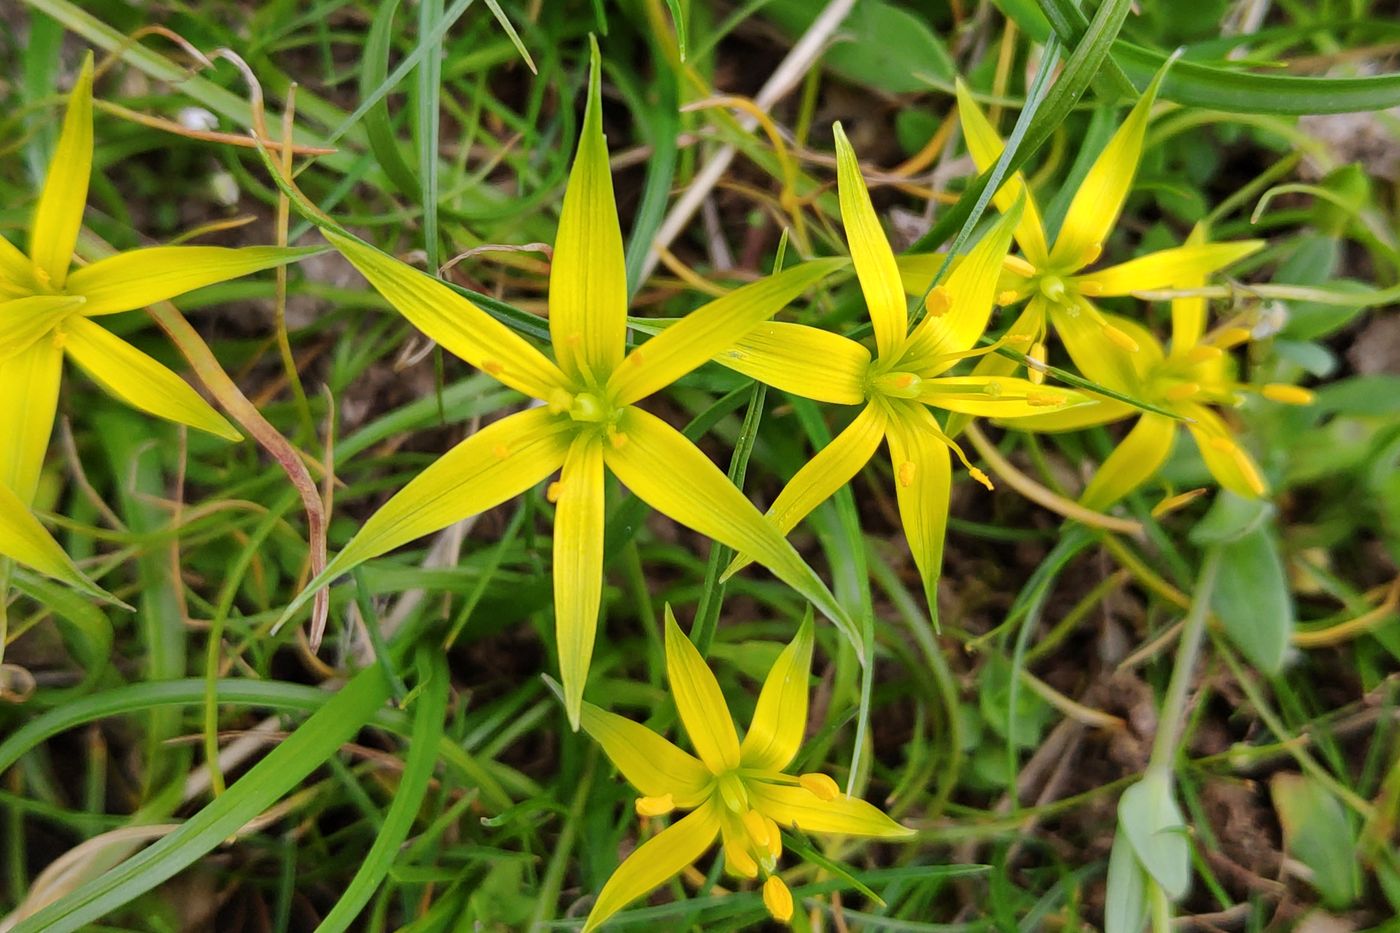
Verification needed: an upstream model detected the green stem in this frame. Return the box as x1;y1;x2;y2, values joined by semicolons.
1147;548;1221;777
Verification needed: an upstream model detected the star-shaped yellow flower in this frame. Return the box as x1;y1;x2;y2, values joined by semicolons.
571;607;911;930
0;54;316;591
899;73;1262;398
710;124;1085;607
1010;226;1311;508
278;40;855;727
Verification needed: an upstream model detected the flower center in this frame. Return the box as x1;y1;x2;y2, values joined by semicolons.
567;391;610;423
869;370;923;399
1037;274;1069;305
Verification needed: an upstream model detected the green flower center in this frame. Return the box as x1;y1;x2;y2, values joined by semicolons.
869;370;923;399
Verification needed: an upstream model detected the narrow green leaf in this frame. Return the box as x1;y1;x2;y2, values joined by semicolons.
1272;774;1362;909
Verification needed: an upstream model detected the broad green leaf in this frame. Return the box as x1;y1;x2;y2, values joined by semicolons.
1104;826;1150;933
762;0;953;92
1211;524;1294;675
1271;774;1361;909
1118;773;1191;900
1189;490;1273;546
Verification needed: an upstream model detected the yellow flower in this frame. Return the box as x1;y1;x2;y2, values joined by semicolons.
1011;226;1311;507
712;124;1085;606
0;54;316;587
573;607;911;931
277;40;854;728
899;73;1262;396
0;480;102;597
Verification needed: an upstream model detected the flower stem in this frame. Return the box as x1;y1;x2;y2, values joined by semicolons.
1147;547;1221;777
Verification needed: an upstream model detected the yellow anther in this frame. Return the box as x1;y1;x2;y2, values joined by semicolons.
1213;327;1253;349
1027;391;1066;407
1261;383;1314;405
896;460;917;488
480;359;504;376
547;388;573;414
491;444;510;460
799;772;841;801
608;429;628;450
1102;324;1140;353
763;814;783;859
1027;341;1047;386
1185;344;1224;364
980;380;1004;398
925;286;950;317
996;289;1020;306
1078;242;1103;268
635;794;675;817
32;265;53;290
1162;382;1201;402
1004;333;1034;347
763;875;794;924
1077;280;1103;297
742;809;771;849
1150;488;1207;519
546;481;563;503
724;833;759;878
969;467;994;491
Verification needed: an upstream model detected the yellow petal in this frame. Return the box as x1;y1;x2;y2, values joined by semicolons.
554;435;606;730
719;811;760;878
0;236;37;296
578;701;712;806
918;375;1091;418
61;317;240;441
1047;301;1161;395
0;335;64;504
550;36;627;384
1048;68;1167;271
833;122;907;359
748;779;912;838
0;481;96;592
29;55;94;290
611;259;845;406
711;320;869;406
883;403;953;608
1181;403;1268;498
29;55;93;287
953;79;1050;264
325;228;568;400
1001;395;1134;433
1074;240;1263;298
726;403;886;579
664;606;741;773
942;300;1048;440
1171;224;1211;349
1079;413;1177;511
740;611;814;771
65;246;322;317
902;204;1022;370
279;408;572;625
605;406;858;651
582;801;722;933
0;296;83;362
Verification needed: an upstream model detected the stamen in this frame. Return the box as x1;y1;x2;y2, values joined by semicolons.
608;427;629;449
723;831;759;878
480;359;504;377
763;876;794;924
1162;382;1201;402
996;289;1020;306
547;388;573;414
1077;280;1103;297
546;481;563;503
763;814;783;859
1102;324;1140;353
798;773;841;801
1185;345;1223;365
1261;383;1314;405
1027;341;1047;386
968;466;993;490
742;809;771;849
925;286;950;317
1077;241;1103;269
897;460;917;488
1026;390;1067;407
635;794;675;817
1211;327;1252;350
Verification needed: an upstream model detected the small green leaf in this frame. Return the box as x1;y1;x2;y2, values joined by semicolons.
1104;826;1150;933
1190;490;1274;546
1271;774;1362;909
763;0;953;92
1118;772;1191;900
1211;525;1294;675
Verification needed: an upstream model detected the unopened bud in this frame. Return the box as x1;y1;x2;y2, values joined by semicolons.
1261;383;1314;405
635;794;675;817
763;875;794;923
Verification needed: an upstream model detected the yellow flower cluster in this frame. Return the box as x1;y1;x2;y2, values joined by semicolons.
0;40;1308;931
